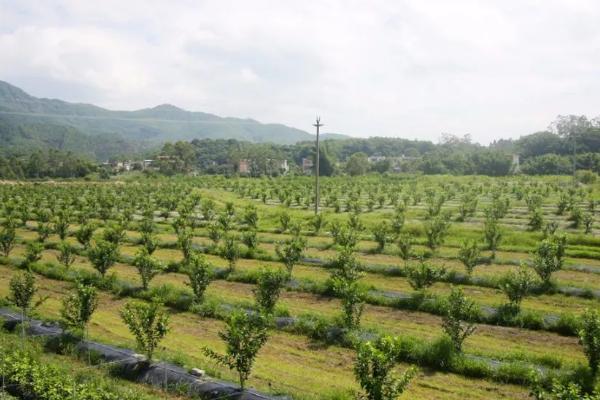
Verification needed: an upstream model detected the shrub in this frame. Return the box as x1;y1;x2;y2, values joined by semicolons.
372;222;391;253
75;223;95;249
220;235;240;272
276;235;306;277
0;226;16;257
24;241;44;265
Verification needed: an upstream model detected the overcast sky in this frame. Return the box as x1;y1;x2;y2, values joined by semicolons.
1;0;599;143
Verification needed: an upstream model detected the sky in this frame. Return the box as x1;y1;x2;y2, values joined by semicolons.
1;0;599;144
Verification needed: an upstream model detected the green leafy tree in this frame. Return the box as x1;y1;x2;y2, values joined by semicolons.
532;235;566;287
102;222;126;245
61;283;98;333
424;214;451;251
185;252;213;304
87;240;119;277
242;204;259;229
203;310;268;390
0;226;16;257
140;231;158;255
397;234;413;266
56;241;76;268
354;336;417;400
275;235;306;277
75;223;95;249
120;300;170;362
457;239;480;276
579;309;600;376
405;260;445;292
133;248;164;290
346;152;369;176
330;248;366;329
442;287;477;352
499;264;536;313
483;214;502;259
24;241;44;265
220;235;240;272
254;267;288;315
310;213;327;235
177;228;193;263
372;222;391;253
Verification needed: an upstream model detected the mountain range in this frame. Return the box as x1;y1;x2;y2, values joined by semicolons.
0;80;344;160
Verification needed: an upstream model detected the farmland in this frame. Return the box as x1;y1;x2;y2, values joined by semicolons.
0;173;599;399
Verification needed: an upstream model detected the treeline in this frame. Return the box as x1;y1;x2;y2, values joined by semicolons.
155;115;600;177
0;149;96;179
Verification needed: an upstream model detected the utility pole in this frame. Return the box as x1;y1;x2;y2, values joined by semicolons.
313;116;323;215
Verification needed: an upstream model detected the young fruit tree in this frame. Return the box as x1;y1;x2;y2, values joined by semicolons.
579;309;600;376
405;260;445;293
75;223;95;249
56;241;77;269
120;300;170;362
330;248;366;329
275;235;306;278
133;248;165;290
220;234;240;272
203;310;269;390
442;287;477;352
24;241;44;266
457;239;480;276
354;336;417;400
499;264;536;314
184;251;213;304
87;240;119;277
61;283;98;334
8;271;46;339
0;225;16;257
254;267;288;315
532;235;566;288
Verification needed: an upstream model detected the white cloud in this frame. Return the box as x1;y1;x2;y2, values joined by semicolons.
1;0;599;143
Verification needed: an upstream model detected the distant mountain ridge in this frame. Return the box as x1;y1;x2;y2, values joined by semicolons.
0;80;330;159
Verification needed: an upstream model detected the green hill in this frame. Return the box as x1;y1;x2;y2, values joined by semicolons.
0;80;314;159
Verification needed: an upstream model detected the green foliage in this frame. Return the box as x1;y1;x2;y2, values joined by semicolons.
330;248;365;329
457;239;480;276
220;234;240;272
61;283;99;333
276;235;306;277
442;287;477;352
75;223;95;248
133;248;164;290
499;264;536;313
483;213;502;258
57;240;77;268
0;225;16;257
346;152;369;176
354;336;417;400
120;300;170;362
579;309;600;376
203;310;269;390
372;221;391;252
397;234;413;263
254;267;288;315
176;228;193;263
405;260;445;292
8;270;38;315
184;251;213;304
24;241;44;265
87;240;119;277
532;235;566;287
424;213;451;251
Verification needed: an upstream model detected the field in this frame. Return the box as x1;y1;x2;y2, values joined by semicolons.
0;174;599;399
